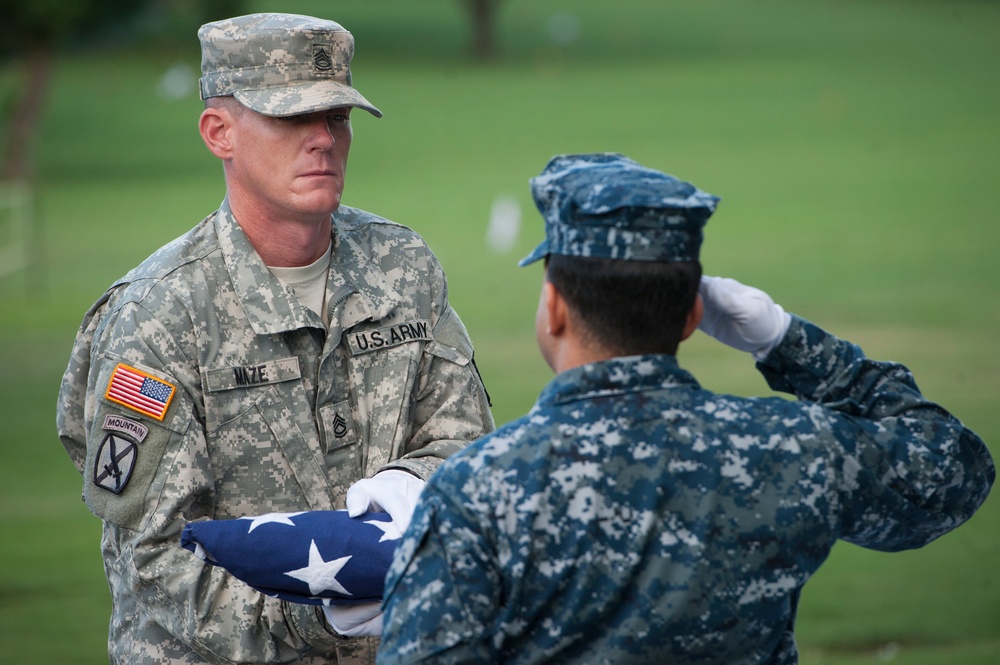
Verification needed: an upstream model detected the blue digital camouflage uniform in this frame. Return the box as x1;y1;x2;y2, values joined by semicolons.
379;318;993;664
56;200;494;665
378;153;994;664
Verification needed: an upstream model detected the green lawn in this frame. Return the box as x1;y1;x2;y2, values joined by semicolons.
1;1;997;662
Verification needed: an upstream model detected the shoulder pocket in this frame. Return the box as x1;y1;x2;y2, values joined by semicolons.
87;356;191;529
424;340;470;367
430;307;474;361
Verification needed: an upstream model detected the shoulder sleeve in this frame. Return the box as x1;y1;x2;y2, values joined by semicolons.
757;316;994;550
385;302;495;479
367;224;494;478
57;289;114;474
59;286;346;661
380;488;500;664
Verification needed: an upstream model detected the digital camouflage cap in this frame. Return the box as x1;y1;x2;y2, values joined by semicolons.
198;13;382;118
519;153;719;266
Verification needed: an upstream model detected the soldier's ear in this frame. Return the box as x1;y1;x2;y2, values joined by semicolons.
199;106;235;160
680;293;703;342
543;281;568;337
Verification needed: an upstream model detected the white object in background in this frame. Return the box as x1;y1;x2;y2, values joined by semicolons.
486;194;521;254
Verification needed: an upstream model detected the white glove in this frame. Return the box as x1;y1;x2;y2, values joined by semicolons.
698;276;792;360
323;602;383;637
346;469;426;533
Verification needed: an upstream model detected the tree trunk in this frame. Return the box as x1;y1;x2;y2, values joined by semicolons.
2;47;52;182
466;0;498;61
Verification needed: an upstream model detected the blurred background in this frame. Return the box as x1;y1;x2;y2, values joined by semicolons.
1;0;997;662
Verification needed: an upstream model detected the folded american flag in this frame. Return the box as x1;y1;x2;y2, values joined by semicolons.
181;510;402;606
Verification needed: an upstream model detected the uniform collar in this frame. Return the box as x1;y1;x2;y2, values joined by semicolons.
324;222;400;335
537;354;700;408
215;199;400;336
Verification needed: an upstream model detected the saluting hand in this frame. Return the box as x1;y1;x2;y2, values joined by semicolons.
697;276;792;360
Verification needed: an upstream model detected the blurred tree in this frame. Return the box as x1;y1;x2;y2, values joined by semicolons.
0;0;243;181
464;0;502;60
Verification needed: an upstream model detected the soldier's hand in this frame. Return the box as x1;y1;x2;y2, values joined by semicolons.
346;469;425;533
698;276;791;360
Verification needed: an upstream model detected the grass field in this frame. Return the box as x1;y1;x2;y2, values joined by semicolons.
1;0;997;662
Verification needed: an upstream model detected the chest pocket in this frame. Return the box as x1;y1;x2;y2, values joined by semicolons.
202;357;302;431
202;357;335;513
347;340;421;477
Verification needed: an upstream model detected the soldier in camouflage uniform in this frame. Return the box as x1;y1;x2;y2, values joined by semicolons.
378;153;994;664
56;13;493;665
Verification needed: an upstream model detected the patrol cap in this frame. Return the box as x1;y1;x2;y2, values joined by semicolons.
198;13;382;118
519;153;719;266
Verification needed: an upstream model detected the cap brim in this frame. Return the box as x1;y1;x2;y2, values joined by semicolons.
517;240;549;267
234;80;382;118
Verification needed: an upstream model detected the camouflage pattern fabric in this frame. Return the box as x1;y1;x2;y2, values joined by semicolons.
199;13;382;118
56;199;494;664
379;316;994;664
519;153;719;267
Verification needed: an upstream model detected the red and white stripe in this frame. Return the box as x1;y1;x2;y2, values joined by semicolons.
105;364;174;421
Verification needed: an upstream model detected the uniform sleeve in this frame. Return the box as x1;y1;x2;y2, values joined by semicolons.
378;489;501;664
382;286;495;481
757;316;995;550
58;295;346;663
57;290;110;475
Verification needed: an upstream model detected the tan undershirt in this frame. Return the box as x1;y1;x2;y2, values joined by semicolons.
268;245;332;324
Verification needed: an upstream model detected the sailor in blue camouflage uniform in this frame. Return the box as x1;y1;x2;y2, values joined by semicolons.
56;14;493;665
378;153;994;664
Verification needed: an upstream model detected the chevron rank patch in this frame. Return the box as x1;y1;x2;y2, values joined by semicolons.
105;363;176;421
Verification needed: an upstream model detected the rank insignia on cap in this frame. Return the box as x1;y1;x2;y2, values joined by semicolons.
105;363;176;421
313;44;333;71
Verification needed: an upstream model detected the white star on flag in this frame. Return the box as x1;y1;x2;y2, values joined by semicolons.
240;511;306;533
365;518;403;542
181;509;398;605
285;540;353;596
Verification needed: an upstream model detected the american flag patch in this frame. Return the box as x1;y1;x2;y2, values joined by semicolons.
105;363;176;421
